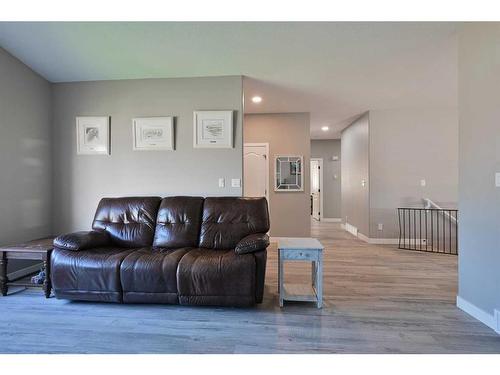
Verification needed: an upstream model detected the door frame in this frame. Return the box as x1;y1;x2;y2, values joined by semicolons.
310;157;324;221
243;143;270;204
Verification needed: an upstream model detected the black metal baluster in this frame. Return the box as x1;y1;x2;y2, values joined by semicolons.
425;209;428;251
436;210;440;252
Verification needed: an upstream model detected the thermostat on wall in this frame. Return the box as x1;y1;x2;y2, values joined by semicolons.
332;156;339;161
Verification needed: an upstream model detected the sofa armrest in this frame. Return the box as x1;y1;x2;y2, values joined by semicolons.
235;233;270;255
54;231;110;251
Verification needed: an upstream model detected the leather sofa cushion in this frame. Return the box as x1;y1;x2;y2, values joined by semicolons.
153;197;204;248
120;247;191;304
177;248;256;303
54;230;110;251
92;197;161;248
51;247;136;303
235;233;270;254
199;197;270;249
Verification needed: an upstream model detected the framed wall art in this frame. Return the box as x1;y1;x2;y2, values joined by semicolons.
76;116;110;155
193;110;233;148
133;116;174;151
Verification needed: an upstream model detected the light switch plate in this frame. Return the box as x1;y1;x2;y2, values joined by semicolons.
496;173;500;187
377;223;383;231
218;178;225;188
420;179;426;187
231;178;241;188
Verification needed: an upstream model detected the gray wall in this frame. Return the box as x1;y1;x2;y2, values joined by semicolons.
244;113;311;237
0;48;52;262
458;24;500;317
369;108;458;238
341;113;370;236
52;76;243;233
311;139;341;219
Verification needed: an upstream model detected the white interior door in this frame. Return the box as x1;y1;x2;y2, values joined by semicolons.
243;144;269;201
310;159;322;220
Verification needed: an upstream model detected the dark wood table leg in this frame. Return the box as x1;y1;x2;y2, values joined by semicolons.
0;253;8;296
43;253;51;298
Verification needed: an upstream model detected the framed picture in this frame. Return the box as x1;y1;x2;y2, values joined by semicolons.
76;116;110;155
133;117;174;151
193;110;233;148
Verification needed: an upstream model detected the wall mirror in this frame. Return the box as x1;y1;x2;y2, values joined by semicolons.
275;155;304;191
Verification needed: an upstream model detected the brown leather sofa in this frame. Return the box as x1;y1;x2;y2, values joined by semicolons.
51;196;270;307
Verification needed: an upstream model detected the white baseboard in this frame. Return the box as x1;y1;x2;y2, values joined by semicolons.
496;309;500;334
321;218;341;223
7;263;43;281
357;232;400;245
343;222;399;244
457;296;499;334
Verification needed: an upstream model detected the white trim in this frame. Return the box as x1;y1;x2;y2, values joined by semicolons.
322;218;341;223
495;309;500;334
344;222;400;244
344;223;358;236
310;158;323;221
7;263;43;281
358;234;400;245
243;142;270;204
457;296;499;334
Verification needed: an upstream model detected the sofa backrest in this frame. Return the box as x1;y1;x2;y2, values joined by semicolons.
199;197;270;249
92;197;162;247
153;196;204;248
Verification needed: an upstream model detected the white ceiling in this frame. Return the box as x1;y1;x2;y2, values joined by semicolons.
0;22;458;139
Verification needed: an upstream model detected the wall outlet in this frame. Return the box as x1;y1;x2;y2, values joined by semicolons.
377;223;383;231
231;178;241;188
361;179;366;187
218;178;225;188
495;173;500;187
420;179;426;187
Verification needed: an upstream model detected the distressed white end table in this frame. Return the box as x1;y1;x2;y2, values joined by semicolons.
277;237;324;308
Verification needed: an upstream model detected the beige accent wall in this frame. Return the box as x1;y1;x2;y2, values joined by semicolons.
457;23;500;318
341;113;370;236
311;139;342;219
244;113;311;237
369;108;458;238
52;76;243;233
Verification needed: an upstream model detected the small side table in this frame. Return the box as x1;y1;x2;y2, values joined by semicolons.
278;237;324;308
0;238;54;298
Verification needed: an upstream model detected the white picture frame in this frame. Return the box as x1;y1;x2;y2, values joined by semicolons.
193;110;233;148
132;117;174;151
76;116;110;155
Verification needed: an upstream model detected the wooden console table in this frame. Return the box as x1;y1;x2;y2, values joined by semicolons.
0;238;54;298
277;237;324;308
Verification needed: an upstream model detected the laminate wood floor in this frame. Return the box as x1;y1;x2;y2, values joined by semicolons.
1;221;499;353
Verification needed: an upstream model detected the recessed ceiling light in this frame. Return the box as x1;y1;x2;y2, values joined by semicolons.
321;126;329;131
251;96;262;103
